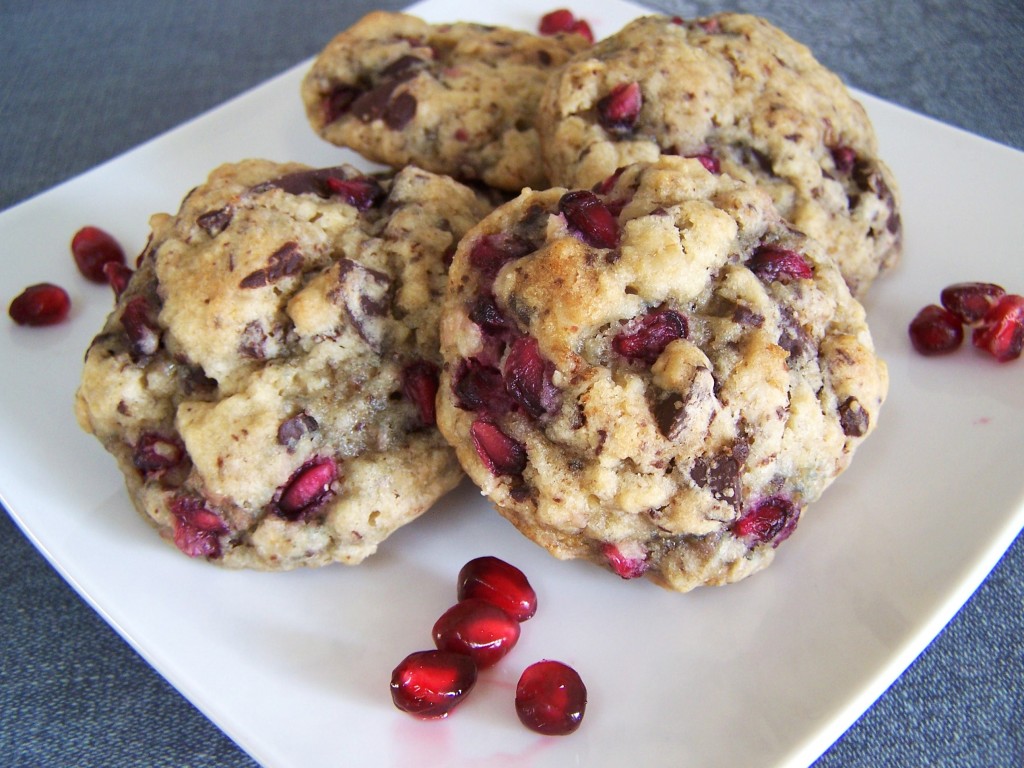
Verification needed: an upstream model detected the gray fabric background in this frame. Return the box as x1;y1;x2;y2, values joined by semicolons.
1;1;1021;765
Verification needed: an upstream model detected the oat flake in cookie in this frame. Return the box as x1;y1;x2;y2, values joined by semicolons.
301;11;590;193
436;156;888;592
75;159;493;569
538;13;902;296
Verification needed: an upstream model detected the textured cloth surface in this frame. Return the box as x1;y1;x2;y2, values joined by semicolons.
1;1;1022;766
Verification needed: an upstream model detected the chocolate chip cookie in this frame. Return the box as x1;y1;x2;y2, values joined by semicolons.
538;13;902;296
435;156;888;591
75;159;493;569
301;11;590;192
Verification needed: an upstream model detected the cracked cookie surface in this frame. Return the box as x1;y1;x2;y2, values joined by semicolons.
302;11;590;192
436;156;888;591
538;13;902;296
75;159;493;569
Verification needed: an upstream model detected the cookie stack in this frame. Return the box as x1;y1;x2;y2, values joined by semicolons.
76;11;895;592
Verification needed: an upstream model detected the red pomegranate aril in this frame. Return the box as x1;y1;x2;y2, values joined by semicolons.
940;281;1006;325
597;82;642;134
277;458;337;517
972;293;1024;362
830;145;858;175
687;148;721;174
470;420;527;476
401;360;440;426
747;245;813;283
612;308;687;363
121;296;160;358
559;190;619;249
469;232;535;277
8;283;71;326
592;168;625;196
102;261;134;298
132;433;185;475
515;660;587;736
71;225;126;283
601;542;649;579
731;496;799;547
452;358;511;414
539;9;593;42
908;304;964;356
432;598;521;669
170;496;227;558
504;336;560;419
325;175;384;211
390;650;478;719
457;556;538;622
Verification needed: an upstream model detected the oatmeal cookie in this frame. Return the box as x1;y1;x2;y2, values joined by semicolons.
436;156;888;591
538;13;901;296
301;11;590;192
75;159;493;569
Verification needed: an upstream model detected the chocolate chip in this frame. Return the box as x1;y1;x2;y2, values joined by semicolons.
239;242;304;289
838;396;869;437
384;92;417;129
238;321;268;359
197;207;233;237
277;412;319;450
324;84;362;124
690;452;741;509
332;258;392;351
655;367;716;441
256;166;352;198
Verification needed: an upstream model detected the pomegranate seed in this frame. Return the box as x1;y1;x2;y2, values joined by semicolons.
390;650;477;719
515;660;587;736
830;145;858;175
592;168;625;196
432;598;521;669
71;225;126;283
324;84;362;123
972;294;1024;362
731;496;799;547
457;556;538;622
277;412;318;449
539;9;582;37
102;261;134;298
908;304;964;356
170;496;227;558
687;148;721;174
559;190;619;249
8;283;70;326
470;420;527;476
694;17;722;34
569;19;594;42
503;336;560;419
132;433;185;476
612;308;687;363
469;233;535;278
452;358;512;415
597;82;642;134
276;458;337;519
747;245;814;282
469;293;513;334
325;175;384;211
940;282;1006;325
401;360;440;427
120;296;160;358
601;542;649;579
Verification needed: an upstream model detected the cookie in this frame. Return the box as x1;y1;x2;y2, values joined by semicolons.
75;159;494;569
436;156;888;591
538;13;902;296
301;11;590;193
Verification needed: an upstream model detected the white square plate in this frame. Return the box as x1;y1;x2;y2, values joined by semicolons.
2;1;1022;766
